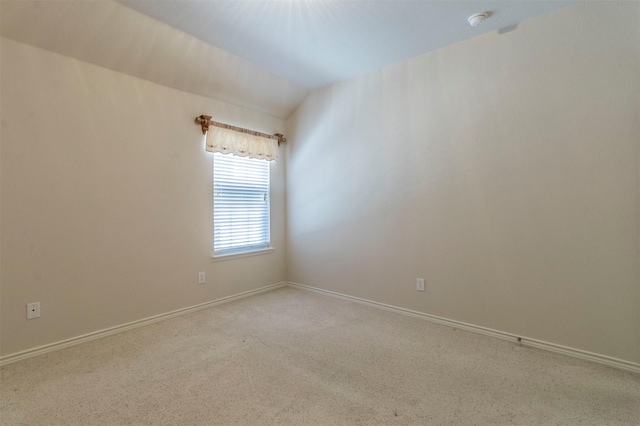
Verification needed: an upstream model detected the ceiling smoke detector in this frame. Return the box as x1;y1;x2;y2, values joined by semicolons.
468;12;489;27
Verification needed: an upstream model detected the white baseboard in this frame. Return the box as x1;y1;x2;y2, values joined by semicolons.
0;282;287;367
287;282;640;374
4;280;637;374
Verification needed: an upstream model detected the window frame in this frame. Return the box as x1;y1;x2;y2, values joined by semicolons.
211;152;273;261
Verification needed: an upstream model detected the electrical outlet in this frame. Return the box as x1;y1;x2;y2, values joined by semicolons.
416;278;425;292
198;272;206;284
27;302;40;319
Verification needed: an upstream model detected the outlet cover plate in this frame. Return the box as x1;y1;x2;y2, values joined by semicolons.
416;278;425;292
27;302;41;319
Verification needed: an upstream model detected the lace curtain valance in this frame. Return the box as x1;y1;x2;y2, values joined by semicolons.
206;126;279;161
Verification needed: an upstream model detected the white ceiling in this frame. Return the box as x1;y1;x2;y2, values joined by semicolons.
118;0;578;89
2;0;578;118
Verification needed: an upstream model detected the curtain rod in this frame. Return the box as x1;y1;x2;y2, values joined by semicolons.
195;115;286;145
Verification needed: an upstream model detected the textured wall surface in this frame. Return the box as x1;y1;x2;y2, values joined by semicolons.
286;2;639;363
1;39;287;356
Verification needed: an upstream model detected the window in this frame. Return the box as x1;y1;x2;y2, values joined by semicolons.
213;152;270;257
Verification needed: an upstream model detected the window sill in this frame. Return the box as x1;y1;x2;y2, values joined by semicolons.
211;247;275;263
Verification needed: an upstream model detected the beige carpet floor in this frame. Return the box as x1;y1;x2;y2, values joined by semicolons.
1;287;639;425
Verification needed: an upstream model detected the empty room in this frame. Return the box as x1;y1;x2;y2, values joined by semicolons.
1;0;638;424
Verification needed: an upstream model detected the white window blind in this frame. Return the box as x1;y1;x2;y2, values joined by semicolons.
213;152;270;255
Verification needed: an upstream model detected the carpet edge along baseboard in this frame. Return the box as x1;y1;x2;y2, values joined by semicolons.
286;282;640;374
2;281;638;374
0;282;287;367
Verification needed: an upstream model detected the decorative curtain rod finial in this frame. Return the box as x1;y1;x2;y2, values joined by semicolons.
274;133;286;145
195;115;212;134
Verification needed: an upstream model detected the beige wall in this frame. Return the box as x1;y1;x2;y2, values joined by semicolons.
2;1;639;365
1;38;286;356
286;2;640;363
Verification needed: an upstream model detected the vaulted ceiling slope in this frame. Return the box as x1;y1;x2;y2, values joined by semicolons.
119;0;578;89
2;0;577;119
1;0;308;119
